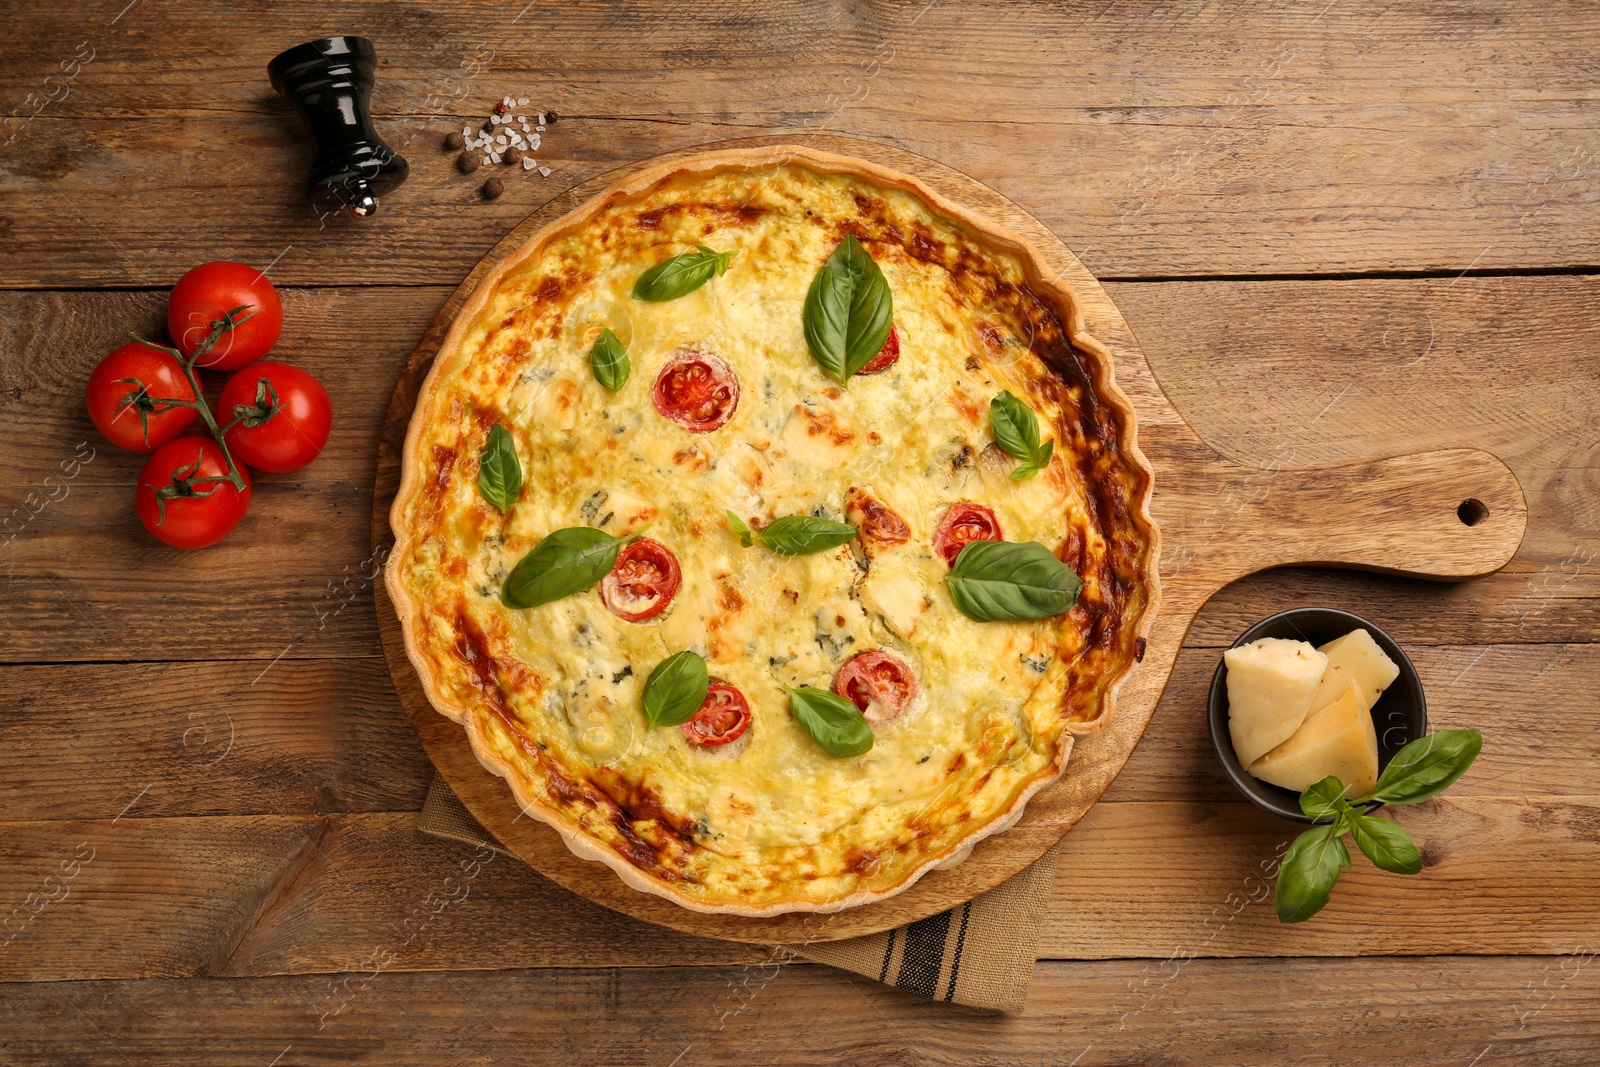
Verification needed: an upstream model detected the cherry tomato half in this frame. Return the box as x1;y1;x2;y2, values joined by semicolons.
857;323;900;375
652;348;739;433
167;261;284;371
217;361;332;473
845;486;909;547
681;683;752;747
135;437;252;549
834;650;920;726
932;501;1004;567
600;538;681;622
85;342;199;453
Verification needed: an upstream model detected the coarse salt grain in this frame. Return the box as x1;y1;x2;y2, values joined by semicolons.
462;125;472;138
538;166;551;177
523;156;537;170
536;125;545;132
527;133;541;150
537;113;546;124
482;154;492;166
517;96;528;106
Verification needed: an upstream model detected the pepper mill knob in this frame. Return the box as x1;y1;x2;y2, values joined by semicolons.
268;36;408;219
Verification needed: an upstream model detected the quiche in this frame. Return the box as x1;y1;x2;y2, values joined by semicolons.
387;147;1159;915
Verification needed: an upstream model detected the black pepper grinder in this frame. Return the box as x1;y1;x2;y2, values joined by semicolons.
268;36;408;218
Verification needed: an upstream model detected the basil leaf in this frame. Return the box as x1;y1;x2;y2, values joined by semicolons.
1009;439;1054;482
788;686;874;758
1360;729;1482;805
1350;815;1423;876
631;244;736;302
1298;775;1350;823
990;390;1040;459
1275;822;1351;924
802;235;893;385
726;511;856;555
990;391;1054;481
724;510;756;548
802;260;853;383
945;540;1083;622
476;424;522;513
753;515;857;556
588;328;630;392
501;526;623;609
642;650;709;728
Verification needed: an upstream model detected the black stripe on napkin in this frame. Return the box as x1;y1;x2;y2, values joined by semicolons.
943;902;972;1002
894;910;952;998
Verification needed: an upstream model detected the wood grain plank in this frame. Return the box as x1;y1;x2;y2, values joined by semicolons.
0;813;757;984
0;480;380;662
1186;565;1600;649
2;796;1596;981
1109;642;1600;803
1;2;1597;283
8;0;1600;112
0;639;1585;823
0;658;430;819
1;956;1595;1064
1041;797;1600;960
1;272;1593;662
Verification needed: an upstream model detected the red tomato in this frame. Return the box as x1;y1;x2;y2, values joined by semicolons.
834;650;920;726
845;486;909;546
135;437;252;549
217;361;332;473
681;684;752;747
857;323;900;375
85;342;199;453
932;502;1004;567
652;349;739;432
167;261;284;371
600;538;681;622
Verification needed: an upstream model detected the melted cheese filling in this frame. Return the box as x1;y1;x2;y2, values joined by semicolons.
392;162;1151;907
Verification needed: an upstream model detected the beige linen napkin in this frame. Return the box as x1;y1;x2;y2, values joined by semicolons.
418;775;1053;1011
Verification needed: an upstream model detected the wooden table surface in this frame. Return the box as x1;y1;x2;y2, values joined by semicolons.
2;2;1597;1063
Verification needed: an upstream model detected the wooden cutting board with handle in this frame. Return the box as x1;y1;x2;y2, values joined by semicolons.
371;135;1526;944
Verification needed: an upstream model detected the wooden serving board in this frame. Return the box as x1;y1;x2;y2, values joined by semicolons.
371;135;1526;944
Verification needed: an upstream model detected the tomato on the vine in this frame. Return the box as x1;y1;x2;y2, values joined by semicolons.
167;261;284;370
85;342;199;453
217;361;332;473
135;437;252;549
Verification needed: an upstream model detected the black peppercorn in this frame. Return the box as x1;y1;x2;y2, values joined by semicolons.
457;151;480;174
444;130;464;150
482;177;504;199
545;110;559;125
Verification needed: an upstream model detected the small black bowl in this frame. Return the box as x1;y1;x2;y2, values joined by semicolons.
1208;607;1427;824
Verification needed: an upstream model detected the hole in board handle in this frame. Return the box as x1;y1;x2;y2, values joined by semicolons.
1458;498;1489;527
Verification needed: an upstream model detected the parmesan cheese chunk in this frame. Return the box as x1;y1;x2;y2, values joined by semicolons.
1313;628;1401;711
1249;679;1380;798
1224;638;1328;766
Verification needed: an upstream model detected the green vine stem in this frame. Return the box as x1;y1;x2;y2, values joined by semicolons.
128;304;259;505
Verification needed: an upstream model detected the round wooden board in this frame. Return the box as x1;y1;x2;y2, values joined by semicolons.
372;134;1528;944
